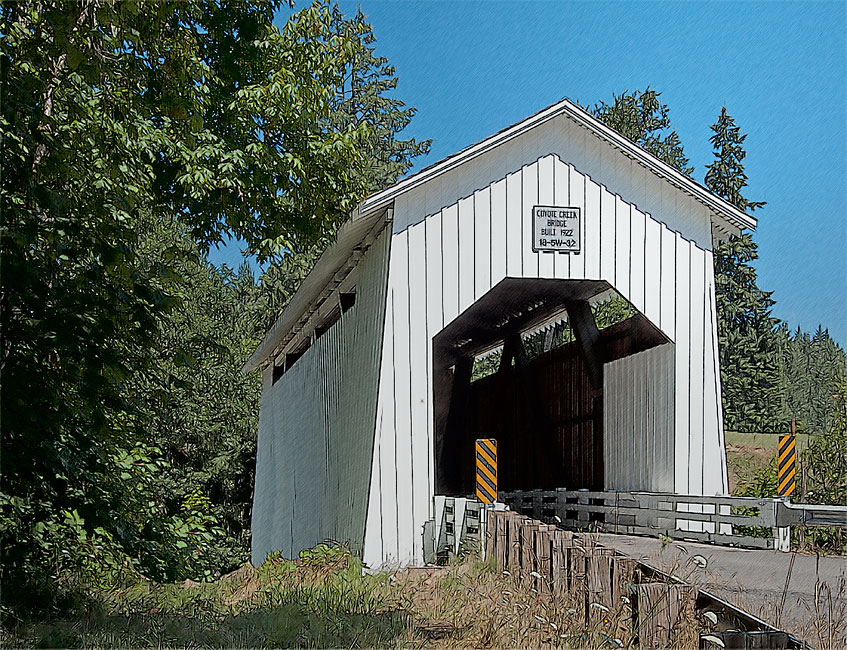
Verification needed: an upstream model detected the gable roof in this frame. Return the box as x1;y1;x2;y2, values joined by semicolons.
245;97;756;372
356;97;755;231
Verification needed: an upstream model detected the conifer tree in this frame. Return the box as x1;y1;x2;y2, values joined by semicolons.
592;88;693;176
707;108;784;432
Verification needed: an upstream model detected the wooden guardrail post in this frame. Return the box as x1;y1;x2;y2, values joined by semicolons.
633;583;695;649
508;513;521;570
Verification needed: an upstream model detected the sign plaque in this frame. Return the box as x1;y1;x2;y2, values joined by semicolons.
532;205;581;254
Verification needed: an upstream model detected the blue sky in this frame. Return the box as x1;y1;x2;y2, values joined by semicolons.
212;1;846;344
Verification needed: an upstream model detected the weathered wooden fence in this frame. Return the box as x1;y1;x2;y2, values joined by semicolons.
485;509;801;649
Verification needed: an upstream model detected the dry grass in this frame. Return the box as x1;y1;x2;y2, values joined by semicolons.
3;542;711;649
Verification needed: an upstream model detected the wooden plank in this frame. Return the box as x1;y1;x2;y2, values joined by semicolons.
552;157;571;279
586;553;614;611
520;521;537;575
491;177;508;284
473;186;491;301
506;169;522;277
660;225;677;340
408;221;431;554
674;233;691;496
600;186;616;283
635;583;695;649
688;243;706;501
614;194;631;297
538;155;555;279
458;194;475;314
391;233;416;562
644;215;662;326
485;509;497;562
703;254;726;496
629;203;646;314
441;203;460;325
568;164;586;279
536;527;551;593
550;531;564;593
522;160;539;278
509;513;521;570
584;177;602;280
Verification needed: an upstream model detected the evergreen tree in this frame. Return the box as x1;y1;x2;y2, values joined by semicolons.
781;325;847;436
592;88;693;176
706;108;784;433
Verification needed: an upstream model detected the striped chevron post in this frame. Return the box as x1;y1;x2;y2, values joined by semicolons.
475;439;497;505
777;434;796;498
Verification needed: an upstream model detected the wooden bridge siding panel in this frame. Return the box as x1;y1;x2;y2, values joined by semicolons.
522;161;540;279
538;154;555;279
673;233;691;498
567;163;586;279
660;225;677;341
408;220;433;552
702;249;728;496
366;273;399;566
604;344;675;492
689;244;707;498
458;195;476;315
600;186;617;284
441;203;460;325
506;169;523;277
491;177;508;284
473;186;492;301
629;205;647;315
615;195;631;297
423;209;445;548
253;229;389;568
583;177;602;280
643;214;663;328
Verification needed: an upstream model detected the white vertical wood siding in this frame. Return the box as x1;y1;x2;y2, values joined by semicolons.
364;153;728;567
604;343;675;492
251;228;390;567
391;114;715;250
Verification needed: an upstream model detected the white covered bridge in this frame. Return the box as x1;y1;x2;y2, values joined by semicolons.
244;98;756;569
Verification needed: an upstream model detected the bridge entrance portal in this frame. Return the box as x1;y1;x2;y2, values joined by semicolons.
432;277;670;496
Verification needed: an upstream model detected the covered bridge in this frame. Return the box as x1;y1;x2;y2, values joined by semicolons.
244;98;756;569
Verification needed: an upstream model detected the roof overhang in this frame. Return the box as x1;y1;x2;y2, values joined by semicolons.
242;207;391;373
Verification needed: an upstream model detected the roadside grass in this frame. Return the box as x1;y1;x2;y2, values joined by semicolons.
5;538;843;649
4;542;708;649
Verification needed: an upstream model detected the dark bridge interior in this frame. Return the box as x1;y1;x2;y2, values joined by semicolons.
433;277;669;496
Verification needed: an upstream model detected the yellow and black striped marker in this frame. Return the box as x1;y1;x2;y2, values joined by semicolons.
475;438;497;505
778;434;796;498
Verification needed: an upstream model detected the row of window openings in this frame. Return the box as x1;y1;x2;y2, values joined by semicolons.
272;290;356;384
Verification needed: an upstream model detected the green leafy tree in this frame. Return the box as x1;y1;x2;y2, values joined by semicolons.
592;88;693;176
1;0;377;614
124;3;432;576
258;4;432;330
706;109;784;433
124;215;263;575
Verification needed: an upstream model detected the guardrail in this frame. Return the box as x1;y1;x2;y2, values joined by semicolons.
481;509;805;649
498;489;847;552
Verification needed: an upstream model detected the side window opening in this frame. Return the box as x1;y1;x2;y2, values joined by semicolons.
315;304;341;340
340;290;356;313
271;289;357;384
